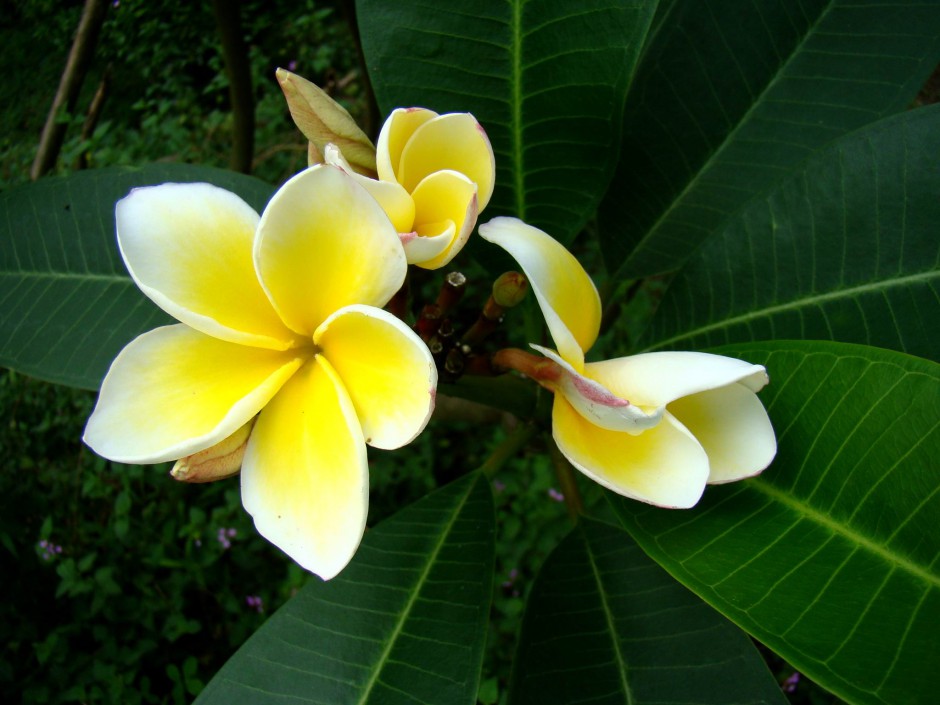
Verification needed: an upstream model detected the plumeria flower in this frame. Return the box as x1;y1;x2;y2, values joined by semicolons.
325;107;496;269
84;165;437;579
479;217;776;509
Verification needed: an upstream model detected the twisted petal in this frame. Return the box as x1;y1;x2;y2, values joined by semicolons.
254;165;406;336
83;325;304;464
401;230;453;265
410;170;479;269
376;107;438;183
480;217;600;370
315;305;437;450
324;144;415;232
241;356;367;580
668;383;777;483
586;352;769;407
116;183;297;350
532;345;662;433
553;395;709;508
397;113;496;209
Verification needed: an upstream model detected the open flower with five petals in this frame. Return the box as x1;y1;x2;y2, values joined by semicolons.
325;107;496;269
479;217;776;508
84;165;437;579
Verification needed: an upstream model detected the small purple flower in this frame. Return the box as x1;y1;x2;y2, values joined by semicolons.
37;539;63;562
246;595;264;613
217;527;236;550
287;60;298;72
782;672;800;693
492;480;506;494
547;488;564;502
501;567;519;588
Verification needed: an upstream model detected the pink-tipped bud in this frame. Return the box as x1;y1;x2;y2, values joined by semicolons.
492;271;528;308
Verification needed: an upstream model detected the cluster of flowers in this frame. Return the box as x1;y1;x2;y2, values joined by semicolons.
84;71;775;580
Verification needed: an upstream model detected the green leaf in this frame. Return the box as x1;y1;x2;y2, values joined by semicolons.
610;341;939;705
641;106;940;361
601;0;940;279
196;472;495;705
508;517;787;705
0;164;274;389
357;0;659;246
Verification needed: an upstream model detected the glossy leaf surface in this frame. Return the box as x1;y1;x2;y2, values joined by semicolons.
601;0;940;278
357;0;658;247
0;164;274;389
509;517;787;705
196;472;495;705
611;341;940;705
642;106;940;362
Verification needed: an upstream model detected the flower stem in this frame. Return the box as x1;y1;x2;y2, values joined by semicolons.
548;438;583;522
478;423;539;479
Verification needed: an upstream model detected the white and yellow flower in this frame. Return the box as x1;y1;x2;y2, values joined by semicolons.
84;165;437;579
325;107;496;269
479;217;776;508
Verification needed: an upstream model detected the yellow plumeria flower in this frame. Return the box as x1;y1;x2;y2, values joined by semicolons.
325;107;496;269
479;217;776;509
84;165;437;579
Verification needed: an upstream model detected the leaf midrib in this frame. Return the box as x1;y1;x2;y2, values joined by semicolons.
0;271;129;282
355;477;477;704
642;269;937;352
617;0;837;279
747;477;940;589
510;0;525;220
584;527;635;705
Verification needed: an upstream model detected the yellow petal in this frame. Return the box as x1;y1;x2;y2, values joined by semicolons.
324;144;416;233
479;217;600;369
553;395;709;508
668;383;777;483
376;107;438;183
116;183;297;350
397;113;496;209
254;165;407;336
83;325;304;464
586;352;769;408
276;68;377;176
241;356;367;580
410;170;479;269
315;304;437;450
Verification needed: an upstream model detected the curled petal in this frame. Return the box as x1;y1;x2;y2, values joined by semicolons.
241;357;368;580
668;383;777;483
376;107;438;183
480;217;600;370
324;144;415;233
397;113;496;210
116;183;297;350
401;229;453;265
83;325;304;464
254;165;406;336
553;395;709;508
410;170;479;269
586;351;769;408
532;345;662;433
315;304;437;450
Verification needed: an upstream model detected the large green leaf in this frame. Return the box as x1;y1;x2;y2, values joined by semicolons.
196;472;495;705
640;106;940;361
600;0;940;279
356;0;658;247
0;164;274;389
610;341;939;705
508;517;786;705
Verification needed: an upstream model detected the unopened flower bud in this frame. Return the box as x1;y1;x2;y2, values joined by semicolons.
492;271;528;308
171;419;255;483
